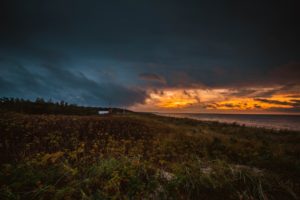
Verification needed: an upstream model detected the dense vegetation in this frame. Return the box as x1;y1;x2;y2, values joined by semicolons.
0;97;130;115
0;101;299;199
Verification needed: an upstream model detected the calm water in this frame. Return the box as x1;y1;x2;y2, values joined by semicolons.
157;113;300;131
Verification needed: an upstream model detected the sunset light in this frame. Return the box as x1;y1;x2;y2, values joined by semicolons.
133;88;300;113
1;1;300;198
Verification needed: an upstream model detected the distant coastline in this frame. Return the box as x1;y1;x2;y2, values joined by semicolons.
155;113;300;131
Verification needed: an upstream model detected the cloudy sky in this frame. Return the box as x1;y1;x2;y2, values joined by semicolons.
1;0;300;113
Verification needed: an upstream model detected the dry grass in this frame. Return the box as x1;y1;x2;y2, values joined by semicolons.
0;111;299;199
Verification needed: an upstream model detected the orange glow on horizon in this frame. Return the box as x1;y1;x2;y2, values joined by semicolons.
147;90;199;108
130;88;300;113
211;97;293;110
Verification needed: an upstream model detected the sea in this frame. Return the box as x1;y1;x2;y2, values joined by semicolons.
156;113;300;131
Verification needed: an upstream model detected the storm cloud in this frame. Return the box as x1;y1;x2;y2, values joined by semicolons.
0;58;147;106
0;0;299;110
139;73;166;84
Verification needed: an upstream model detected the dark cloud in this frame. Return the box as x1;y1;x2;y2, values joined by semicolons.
223;104;237;108
288;95;300;98
230;89;258;97
0;77;18;95
0;59;147;107
0;0;299;108
254;104;262;109
255;98;300;113
139;73;166;84
254;98;294;106
255;84;300;98
269;62;300;85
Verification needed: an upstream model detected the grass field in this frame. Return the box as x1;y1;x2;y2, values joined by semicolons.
0;111;299;199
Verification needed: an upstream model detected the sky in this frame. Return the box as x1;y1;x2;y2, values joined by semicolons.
0;0;300;114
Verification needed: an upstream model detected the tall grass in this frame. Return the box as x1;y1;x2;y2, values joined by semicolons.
0;111;299;199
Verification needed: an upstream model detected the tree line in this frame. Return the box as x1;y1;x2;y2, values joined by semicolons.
0;97;130;115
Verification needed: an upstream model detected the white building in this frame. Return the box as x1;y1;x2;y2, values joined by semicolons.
98;110;110;115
